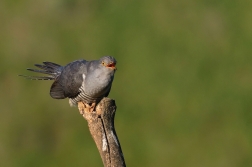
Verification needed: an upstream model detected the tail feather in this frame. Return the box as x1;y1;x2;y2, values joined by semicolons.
34;62;60;70
43;62;61;68
19;61;63;80
18;75;54;80
27;68;52;75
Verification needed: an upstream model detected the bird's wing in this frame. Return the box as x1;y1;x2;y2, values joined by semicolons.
50;60;87;99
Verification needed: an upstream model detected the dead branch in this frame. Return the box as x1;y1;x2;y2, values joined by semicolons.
79;98;126;167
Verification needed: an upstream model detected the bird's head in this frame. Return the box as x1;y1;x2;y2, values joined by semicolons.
100;56;117;71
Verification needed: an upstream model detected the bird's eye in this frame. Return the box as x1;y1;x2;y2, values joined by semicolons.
102;61;105;65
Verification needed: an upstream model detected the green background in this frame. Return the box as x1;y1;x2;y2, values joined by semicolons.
1;0;252;166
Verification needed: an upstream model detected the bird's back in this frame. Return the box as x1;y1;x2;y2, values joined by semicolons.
50;60;87;99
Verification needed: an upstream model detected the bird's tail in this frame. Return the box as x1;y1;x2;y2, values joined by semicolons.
19;62;63;80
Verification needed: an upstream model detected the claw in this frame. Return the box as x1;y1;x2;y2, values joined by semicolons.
78;102;96;115
84;102;96;113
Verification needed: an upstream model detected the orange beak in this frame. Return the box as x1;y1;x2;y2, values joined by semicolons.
106;63;116;70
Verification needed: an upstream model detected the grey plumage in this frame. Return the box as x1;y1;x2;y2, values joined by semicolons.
20;56;117;106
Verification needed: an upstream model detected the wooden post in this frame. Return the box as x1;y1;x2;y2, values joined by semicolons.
79;98;126;167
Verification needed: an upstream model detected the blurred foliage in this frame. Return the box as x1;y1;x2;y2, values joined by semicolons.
1;0;252;166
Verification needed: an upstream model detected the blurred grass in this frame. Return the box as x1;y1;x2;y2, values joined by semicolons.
1;0;252;166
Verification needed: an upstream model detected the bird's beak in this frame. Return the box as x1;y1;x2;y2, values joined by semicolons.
106;63;116;70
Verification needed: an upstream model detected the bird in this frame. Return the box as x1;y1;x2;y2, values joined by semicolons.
19;56;117;114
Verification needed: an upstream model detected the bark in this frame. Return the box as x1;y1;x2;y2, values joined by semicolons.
79;98;126;167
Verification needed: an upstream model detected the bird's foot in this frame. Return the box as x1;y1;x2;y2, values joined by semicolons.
84;102;96;113
78;101;85;115
78;102;96;115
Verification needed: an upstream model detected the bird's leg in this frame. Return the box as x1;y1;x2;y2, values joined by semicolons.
78;101;85;115
78;101;96;115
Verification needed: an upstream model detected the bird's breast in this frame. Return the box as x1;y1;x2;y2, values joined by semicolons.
83;73;113;98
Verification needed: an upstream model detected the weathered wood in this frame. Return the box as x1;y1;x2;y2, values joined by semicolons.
79;98;126;167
